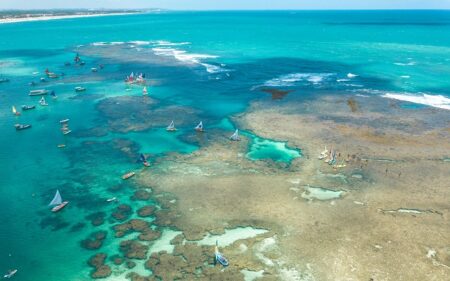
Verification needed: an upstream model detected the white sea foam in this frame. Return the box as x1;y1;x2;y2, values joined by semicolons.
394;62;416;66
155;40;190;46
264;73;334;87
382;93;450;110
152;47;228;73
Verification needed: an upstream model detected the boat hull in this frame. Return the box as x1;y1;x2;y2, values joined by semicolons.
29;90;49;96
52;201;69;212
122;172;136;180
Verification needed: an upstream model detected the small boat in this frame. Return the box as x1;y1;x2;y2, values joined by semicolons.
47;72;59;79
142;86;148;96
0;78;10;83
50;91;57;99
40;77;46;82
15;124;31;131
49;189;69;212
59;119;70;124
57;144;66;148
3;269;17;279
195;121;204;132
229;129;240;141
318;146;328;160
166;120;177;132
139;154;150;167
214;241;229;267
29;89;49;96
79;61;86;66
12;106;21;116
74;86;86;92
106;197;117;202
21;105;36;111
39;97;48;106
62;129;72;135
91;68;98;72
122;172;136;180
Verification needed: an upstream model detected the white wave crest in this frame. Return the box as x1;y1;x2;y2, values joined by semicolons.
382;93;450;110
152;47;228;73
264;73;334;87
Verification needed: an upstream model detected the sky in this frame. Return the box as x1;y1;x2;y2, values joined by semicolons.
1;0;450;10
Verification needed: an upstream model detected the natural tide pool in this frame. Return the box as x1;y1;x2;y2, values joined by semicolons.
244;133;301;163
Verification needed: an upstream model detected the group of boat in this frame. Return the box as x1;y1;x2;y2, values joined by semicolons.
125;72;146;84
60;119;72;135
318;146;346;168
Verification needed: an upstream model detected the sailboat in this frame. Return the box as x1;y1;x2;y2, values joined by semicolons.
166;120;177;132
39;97;48;106
3;269;17;279
142;86;148;96
214;240;229;267
195;121;204;132
50;90;57;99
12;106;21;116
230;129;240;141
139;154;150;167
49;190;69;212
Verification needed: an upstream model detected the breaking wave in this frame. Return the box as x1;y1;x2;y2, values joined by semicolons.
263;73;335;87
382;93;450;110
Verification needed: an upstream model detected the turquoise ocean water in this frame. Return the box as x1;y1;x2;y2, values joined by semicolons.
1;11;450;280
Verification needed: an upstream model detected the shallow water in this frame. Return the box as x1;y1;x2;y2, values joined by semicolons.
1;10;450;281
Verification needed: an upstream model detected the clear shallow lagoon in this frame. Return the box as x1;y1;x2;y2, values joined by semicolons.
1;10;450;280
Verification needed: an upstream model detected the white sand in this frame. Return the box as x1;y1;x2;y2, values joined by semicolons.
0;12;138;24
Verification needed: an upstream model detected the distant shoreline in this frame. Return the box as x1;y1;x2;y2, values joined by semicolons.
0;11;142;24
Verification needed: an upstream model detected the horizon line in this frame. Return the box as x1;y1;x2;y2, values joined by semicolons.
1;8;450;11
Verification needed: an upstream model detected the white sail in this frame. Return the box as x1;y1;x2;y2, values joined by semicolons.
230;129;240;141
143;86;148;95
167;120;175;130
195;121;203;130
49;190;62;206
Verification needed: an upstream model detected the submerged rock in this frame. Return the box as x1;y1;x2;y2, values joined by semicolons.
113;219;151;238
132;190;152;201
111;204;132;221
87;253;112;279
137;205;155;217
81;230;108;250
120;240;149;259
86;212;106;226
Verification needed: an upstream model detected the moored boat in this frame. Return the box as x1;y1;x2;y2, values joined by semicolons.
21;105;36;111
50;90;57;99
166;120;177;132
91;68;98;72
39;97;48;106
107;197;118;202
214;241;229;267
15;124;31;131
11;106;21;116
139;154;150;167
74;86;86;92
57;144;66;148
195;121;204;132
49;190;69;212
3;269;17;279
229;129;240;141
29;89;49;96
142;86;148;96
60;118;70;124
122;172;136;180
